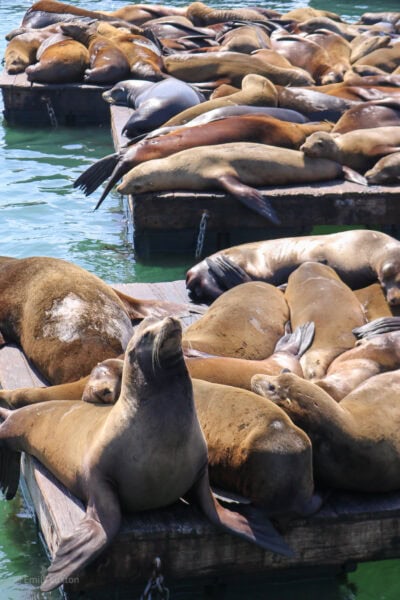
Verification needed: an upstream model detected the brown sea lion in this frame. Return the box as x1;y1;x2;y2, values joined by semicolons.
303;29;352;83
365;151;400;185
0;317;292;592
352;42;400;73
163;50;314;88
186;229;400;306
162;74;278;127
350;33;392;64
284;262;366;379
25;38;89;83
116;142;357;225
354;283;396;321
251;370;400;493
106;4;187;26
332;99;400;133
300;126;400;172
0;256;198;385
4;31;49;74
183;281;289;360
75;115;332;209
217;25;271;54
186;2;276;26
358;12;400;25
282;8;343;22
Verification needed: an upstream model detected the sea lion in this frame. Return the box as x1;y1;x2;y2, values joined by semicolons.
332;99;400;133
163;51;315;88
284;262;366;379
185;229;400;306
303;29;352;83
300;126;400;172
354;283;396;321
4;30;49;74
25;38;90;83
350;33;392;64
251;370;400;493
116;142;356;225
186;2;277;26
0;256;198;385
352;42;400;73
0;317;291;592
276;86;356;121
216;24;271;54
358;12;400;25
105;4;187;26
74;115;332;208
183;281;289;360
365;151;400;185
282;8;343;22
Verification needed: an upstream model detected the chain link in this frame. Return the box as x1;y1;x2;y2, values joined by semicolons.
195;210;209;259
140;557;170;600
41;96;58;127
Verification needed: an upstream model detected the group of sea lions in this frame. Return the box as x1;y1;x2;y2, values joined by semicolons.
2;228;400;589
4;1;400;222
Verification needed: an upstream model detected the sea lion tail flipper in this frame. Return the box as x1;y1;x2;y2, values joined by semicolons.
218;174;281;224
93;159;136;210
41;483;121;592
274;321;315;358
342;166;367;186
205;256;253;290
353;316;400;340
187;467;295;557
73;153;119;196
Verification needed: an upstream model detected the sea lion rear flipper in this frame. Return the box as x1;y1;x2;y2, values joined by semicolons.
41;483;121;592
353;316;400;339
73;153;119;197
274;321;315;358
205;255;253;290
187;466;294;557
342;166;367;186
218;174;281;225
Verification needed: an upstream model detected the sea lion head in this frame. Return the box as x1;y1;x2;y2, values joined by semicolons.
378;260;400;306
251;372;311;425
82;358;123;405
300;131;339;160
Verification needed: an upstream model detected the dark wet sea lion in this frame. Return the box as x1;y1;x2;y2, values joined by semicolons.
0;317;292;591
0;256;198;384
75;115;332;208
25;38;90;83
284;262;366;379
116;142;354;225
186;229;400;306
252;370;400;493
22;0;136;29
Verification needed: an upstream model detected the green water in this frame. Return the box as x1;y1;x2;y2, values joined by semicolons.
0;1;400;598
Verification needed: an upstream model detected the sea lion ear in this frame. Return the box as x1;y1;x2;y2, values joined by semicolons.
381;262;396;279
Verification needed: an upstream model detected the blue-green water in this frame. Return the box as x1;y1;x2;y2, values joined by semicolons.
0;1;400;598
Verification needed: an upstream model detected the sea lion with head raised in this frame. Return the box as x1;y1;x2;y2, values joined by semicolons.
116;142;356;224
252;370;400;493
0;256;198;385
284;262;366;379
0;317;291;592
186;229;400;306
75;115;332;208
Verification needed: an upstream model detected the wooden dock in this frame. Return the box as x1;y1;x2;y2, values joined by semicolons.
2;280;400;598
110;106;400;258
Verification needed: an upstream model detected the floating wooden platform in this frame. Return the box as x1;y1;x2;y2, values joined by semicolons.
0;71;110;127
2;280;400;598
110;106;400;258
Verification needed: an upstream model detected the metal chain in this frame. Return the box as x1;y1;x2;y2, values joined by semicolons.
41;96;58;127
140;557;170;600
195;210;209;259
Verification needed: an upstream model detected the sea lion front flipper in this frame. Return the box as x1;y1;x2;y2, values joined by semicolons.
205;255;252;290
41;482;121;592
274;321;315;358
187;465;294;557
342;166;367;186
353;316;400;339
73;153;119;197
217;174;281;225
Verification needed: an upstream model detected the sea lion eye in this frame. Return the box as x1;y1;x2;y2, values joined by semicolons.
268;383;276;392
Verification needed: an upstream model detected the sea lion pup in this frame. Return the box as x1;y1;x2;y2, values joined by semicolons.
162;74;278;127
163;50;315;88
300;126;400;173
284;262;366;380
251;370;400;493
0;256;199;385
74;115;332;209
25;37;90;83
185;229;400;305
116;142;358;225
365;151;400;185
0;317;292;592
332;99;400;134
183;281;289;360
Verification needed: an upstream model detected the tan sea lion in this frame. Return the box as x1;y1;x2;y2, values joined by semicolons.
75;115;333;209
350;33;392;64
183;281;289;360
186;2;277;26
163;50;314;88
284;262;366;379
0;256;198;385
0;317;291;592
332;99;400;133
4;31;48;74
25;38;90;83
251;370;400;492
217;25;271;54
186;229;400;306
303;29;352;83
162;74;278;127
352;42;400;73
282;8;343;22
116;142;358;225
365;151;400;184
354;283;396;321
300;126;400;172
